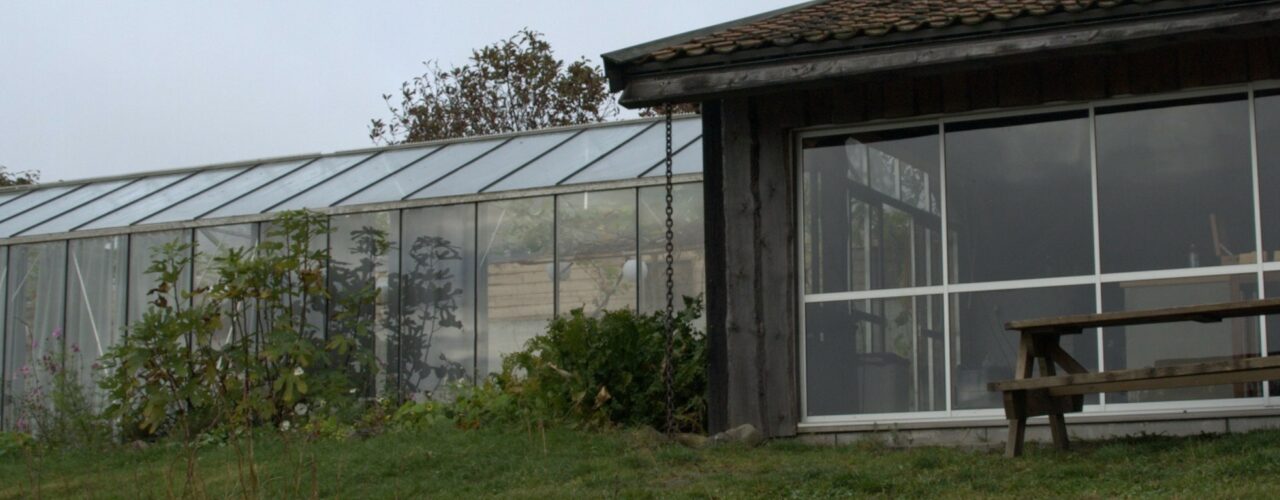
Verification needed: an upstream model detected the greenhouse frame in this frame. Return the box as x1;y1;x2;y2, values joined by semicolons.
0;116;706;428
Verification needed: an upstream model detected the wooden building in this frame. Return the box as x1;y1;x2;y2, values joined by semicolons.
605;0;1280;442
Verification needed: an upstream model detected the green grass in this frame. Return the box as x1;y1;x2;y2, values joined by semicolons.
5;425;1280;498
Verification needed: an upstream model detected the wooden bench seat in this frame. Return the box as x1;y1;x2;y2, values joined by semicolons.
989;298;1280;457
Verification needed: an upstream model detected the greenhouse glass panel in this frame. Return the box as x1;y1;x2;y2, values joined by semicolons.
140;160;309;225
805;295;944;417
3;242;66;431
476;197;554;375
277;147;438;211
556;190;637;314
413;131;577;199
0;247;6;425
343;140;505;206
65;236;127;407
1256;92;1280;261
0;191;24;207
258;221;328;338
194;224;257;347
22;173;190;236
638;184;705;318
642;138;702;177
566;119;700;184
204;154;371;218
486;123;650;193
80;167;248;230
128;230;192;325
329;212;400;397
0;186;76;224
400;205;476;399
0;180;128;238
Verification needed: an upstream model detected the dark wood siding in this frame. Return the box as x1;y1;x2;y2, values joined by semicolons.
702;35;1280;437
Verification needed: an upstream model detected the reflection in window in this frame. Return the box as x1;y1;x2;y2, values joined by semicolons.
1102;274;1260;403
805;296;944;416
66;236;127;407
639;184;705;319
1256;92;1280;260
329;212;400;398
3;242;66;430
946;112;1093;283
556;190;637;314
477;198;554;375
1096;95;1254;273
195;225;257;347
802;127;941;295
401;205;476;399
127;230;191;326
950;286;1097;410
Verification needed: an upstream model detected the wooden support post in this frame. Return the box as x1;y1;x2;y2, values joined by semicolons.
1035;335;1070;451
1005;333;1036;457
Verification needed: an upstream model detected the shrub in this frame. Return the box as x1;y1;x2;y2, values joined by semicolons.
494;297;706;433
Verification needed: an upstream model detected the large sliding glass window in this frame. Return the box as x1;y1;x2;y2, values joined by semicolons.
3;242;66;430
1096;95;1254;273
800;88;1275;422
400;205;476;400
556;190;638;314
945;112;1094;283
477;197;554;375
329;212;400;397
66;236;127;405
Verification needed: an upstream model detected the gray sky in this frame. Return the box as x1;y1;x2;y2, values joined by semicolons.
0;1;784;182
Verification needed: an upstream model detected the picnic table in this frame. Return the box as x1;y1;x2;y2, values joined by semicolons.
988;298;1280;457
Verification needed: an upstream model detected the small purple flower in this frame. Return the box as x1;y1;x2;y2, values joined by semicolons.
71;343;80;354
19;365;31;377
51;327;62;340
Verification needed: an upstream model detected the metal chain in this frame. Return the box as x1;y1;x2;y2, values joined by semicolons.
663;103;676;435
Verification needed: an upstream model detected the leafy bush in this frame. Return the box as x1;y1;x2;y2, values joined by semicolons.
494;297;706;433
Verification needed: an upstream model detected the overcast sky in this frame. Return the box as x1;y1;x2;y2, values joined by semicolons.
0;1;784;182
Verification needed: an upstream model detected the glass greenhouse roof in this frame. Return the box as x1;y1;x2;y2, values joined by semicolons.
0;116;702;242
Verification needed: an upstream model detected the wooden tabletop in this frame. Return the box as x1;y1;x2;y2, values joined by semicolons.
1005;297;1280;334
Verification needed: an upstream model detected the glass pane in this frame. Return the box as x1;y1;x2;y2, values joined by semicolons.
66;236;127;408
488;123;651;192
567;119;700;184
400;204;476;399
801;127;942;295
344;140;505;206
642;137;703;177
0;186;76;224
1102;274;1260;403
946;112;1094;283
194;224;257;347
1263;271;1280;394
280;147;438;211
1096;95;1254;273
0;180;128;238
0;247;6;426
1257;93;1280;261
81;167;248;230
639;184;705;321
329;212;400;398
22;174;189;236
477;197;554;375
3;242;66;431
258;221;328;337
205;154;371;218
950;286;1098;410
0;191;26;208
557;190;637;314
414;131;578;199
128;230;192;325
805;295;945;416
141;160;309;225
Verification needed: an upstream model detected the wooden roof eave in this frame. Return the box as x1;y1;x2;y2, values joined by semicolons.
613;2;1280;108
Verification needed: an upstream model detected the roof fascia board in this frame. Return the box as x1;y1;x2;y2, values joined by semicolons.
616;3;1280;107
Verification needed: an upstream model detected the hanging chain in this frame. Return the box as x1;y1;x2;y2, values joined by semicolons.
663;103;677;435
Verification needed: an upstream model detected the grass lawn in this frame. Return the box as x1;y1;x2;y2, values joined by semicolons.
4;424;1280;498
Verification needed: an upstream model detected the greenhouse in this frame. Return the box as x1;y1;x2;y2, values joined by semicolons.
0;115;706;429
